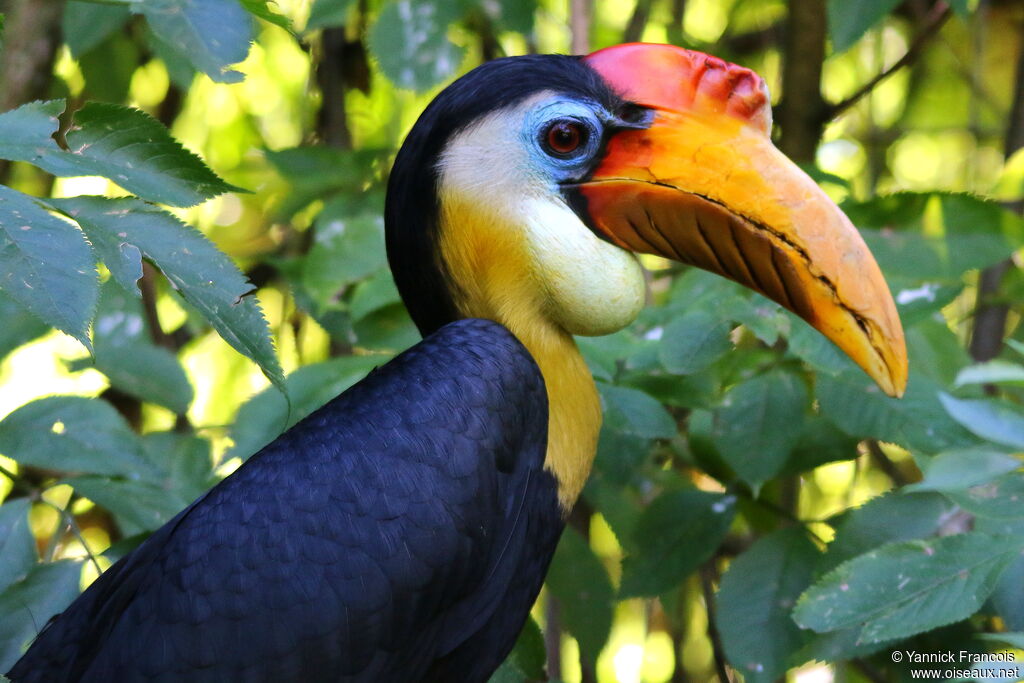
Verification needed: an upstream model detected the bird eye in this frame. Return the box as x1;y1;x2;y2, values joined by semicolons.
543;120;587;157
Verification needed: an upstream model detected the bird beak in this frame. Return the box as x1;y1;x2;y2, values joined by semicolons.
572;44;907;397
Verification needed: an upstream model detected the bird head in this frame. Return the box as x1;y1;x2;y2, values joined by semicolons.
386;43;907;398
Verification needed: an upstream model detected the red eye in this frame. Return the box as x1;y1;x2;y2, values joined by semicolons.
545;120;585;156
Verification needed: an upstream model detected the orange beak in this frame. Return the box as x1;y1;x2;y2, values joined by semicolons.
574;44;907;397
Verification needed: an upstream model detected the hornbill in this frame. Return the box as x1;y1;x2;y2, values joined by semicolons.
7;43;907;682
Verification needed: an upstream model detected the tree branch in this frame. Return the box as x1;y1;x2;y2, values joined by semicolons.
824;2;952;121
623;0;653;43
777;0;828;162
970;15;1024;363
316;28;355;150
570;0;592;54
545;594;562;680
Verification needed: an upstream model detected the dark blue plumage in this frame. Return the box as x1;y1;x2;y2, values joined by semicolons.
8;319;561;682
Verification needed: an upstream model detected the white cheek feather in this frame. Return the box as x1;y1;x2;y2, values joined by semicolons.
438;96;646;337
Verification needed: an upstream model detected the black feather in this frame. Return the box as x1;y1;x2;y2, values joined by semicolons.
7;319;559;683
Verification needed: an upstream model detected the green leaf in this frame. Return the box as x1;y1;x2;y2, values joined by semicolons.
818;371;978;453
799;500;970;663
306;0;355;30
945;472;1024;520
990;554;1024;631
77;344;194;414
956;360;1024;387
949;0;975;15
853;193;1024;282
0;101;241;207
62;1;132;58
546;526;613;666
712;369;808;488
67;476;187;536
732;294;788;346
0;561;84;673
0;396;154;478
623;369;718;412
658;309;733;374
348;269;401;322
786;313;856;375
351;303;418;352
78;32;140;104
0;289;49;361
577;330;642;382
717;527;818;683
0;184;97;350
52;197;285;393
821;491;957;573
302;208;386;310
977;633;1024;649
939;393;1024;450
895;282;963;328
794;533;1021;643
79;282;193;414
135;0;252;83
265;147;386;217
140;431;216;500
145;22;197;88
782;416;860;475
0;499;36;594
598;383;677;440
937;194;1024;274
367;0;465;91
228;354;387;460
619;490;735;597
237;0;292;31
593;426;651;483
908;448;1021;493
827;0;901;53
797;627;895;664
582;473;643;554
907;318;971;386
488;0;536;34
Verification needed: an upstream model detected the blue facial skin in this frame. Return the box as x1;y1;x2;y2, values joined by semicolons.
521;98;607;184
521;97;654;187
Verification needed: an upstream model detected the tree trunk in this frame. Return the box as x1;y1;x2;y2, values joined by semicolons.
969;17;1024;362
0;0;65;182
778;0;827;162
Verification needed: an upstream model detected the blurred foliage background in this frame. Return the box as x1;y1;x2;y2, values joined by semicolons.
1;0;1024;681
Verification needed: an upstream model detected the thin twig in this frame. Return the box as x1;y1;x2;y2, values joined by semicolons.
0;462;25;487
866;439;910;487
699;563;731;683
825;2;952;120
46;499;105;577
1;463;105;575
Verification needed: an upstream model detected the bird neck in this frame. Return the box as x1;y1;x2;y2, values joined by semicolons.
436;205;602;514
